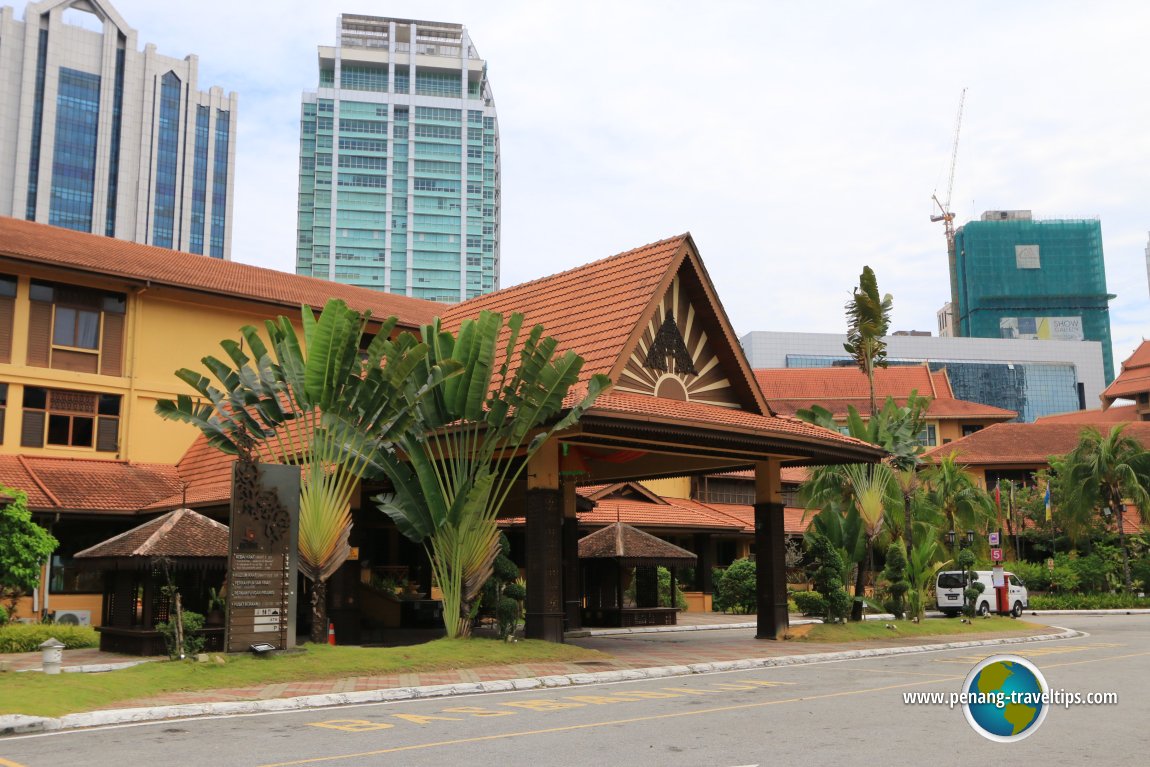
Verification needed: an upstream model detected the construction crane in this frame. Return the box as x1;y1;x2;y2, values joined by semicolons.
931;87;966;336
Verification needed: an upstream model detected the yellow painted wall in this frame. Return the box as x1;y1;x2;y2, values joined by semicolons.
9;594;103;626
641;476;691;499
0;269;324;465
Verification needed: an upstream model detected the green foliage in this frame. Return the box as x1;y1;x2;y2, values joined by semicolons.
843;265;892;416
923;454;995;536
809;532;851;623
156;298;455;643
1029;592;1150;610
906;535;947;621
477;533;523;640
155;610;206;660
0;605;7;626
713;558;758;614
792;590;827;616
0;624;98;654
371;311;608;638
881;542;910;618
0;487;59;618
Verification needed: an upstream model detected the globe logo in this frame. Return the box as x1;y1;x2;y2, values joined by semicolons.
961;654;1049;741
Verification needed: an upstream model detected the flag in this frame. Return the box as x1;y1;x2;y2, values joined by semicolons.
1045;484;1052;522
994;482;1003;529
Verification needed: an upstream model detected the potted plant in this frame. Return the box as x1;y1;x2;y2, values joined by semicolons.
206;586;226;626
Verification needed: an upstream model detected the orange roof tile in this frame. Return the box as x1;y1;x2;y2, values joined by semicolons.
701;502;812;535
438;235;687;383
756;366;1015;421
0;455;182;513
0;217;439;328
580;390;885;463
924;422;1150;466
578;523;698;563
1036;405;1142;424
1103;341;1150;406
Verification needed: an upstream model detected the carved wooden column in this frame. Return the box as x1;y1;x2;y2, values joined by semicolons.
525;440;565;642
562;479;582;631
754;459;788;640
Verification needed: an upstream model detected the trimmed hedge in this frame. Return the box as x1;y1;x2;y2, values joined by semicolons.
1028;593;1150;611
0;624;99;654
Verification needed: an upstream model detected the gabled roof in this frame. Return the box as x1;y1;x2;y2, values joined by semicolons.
0;455;183;514
577;522;698;566
438;233;768;415
923;422;1150;466
74;508;228;560
702;502;812;536
755;365;1016;422
1102;340;1150;408
0;217;439;329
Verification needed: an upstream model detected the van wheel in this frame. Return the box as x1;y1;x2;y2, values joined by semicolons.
1011;601;1023;618
977;602;990;616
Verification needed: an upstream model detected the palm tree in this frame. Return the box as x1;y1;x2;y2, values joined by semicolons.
1058;425;1150;592
371;311;610;638
157;299;455;642
923;453;995;538
843;266;892;417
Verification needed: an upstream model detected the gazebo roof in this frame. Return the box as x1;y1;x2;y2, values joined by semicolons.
578;522;698;567
74;507;228;567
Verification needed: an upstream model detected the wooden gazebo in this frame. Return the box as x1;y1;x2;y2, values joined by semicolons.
579;522;697;627
75;508;228;655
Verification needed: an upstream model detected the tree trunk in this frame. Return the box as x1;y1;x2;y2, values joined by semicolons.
1114;500;1131;593
851;538;873;622
309;578;328;644
903;488;915;611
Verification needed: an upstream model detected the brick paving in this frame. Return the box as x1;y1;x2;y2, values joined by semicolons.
3;617;1048;715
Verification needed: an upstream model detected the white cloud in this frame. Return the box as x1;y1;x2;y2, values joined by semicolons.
99;0;1149;368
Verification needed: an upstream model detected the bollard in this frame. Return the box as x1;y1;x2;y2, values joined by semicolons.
40;637;65;675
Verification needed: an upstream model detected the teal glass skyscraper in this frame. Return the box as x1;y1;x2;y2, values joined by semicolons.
952;210;1115;382
295;15;500;302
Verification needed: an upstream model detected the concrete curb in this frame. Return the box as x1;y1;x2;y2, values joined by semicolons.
0;626;1083;737
577;614;899;637
1029;609;1150;616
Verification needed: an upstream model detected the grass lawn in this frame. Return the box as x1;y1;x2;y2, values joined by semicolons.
788;616;1045;642
0;639;610;719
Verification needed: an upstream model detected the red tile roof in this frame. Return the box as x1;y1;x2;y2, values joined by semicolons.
1102;340;1150;406
756;366;1015;421
580;390;885;462
924;422;1150;466
0;217;439;328
577;495;743;531
702;502;812;536
74;507;228;560
438;235;687;384
0;455;183;514
1036;405;1142;424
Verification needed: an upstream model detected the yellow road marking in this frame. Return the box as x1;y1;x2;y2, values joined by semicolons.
260;677;959;766
0;759;30;767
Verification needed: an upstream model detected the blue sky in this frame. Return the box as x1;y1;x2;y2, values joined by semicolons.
85;0;1150;375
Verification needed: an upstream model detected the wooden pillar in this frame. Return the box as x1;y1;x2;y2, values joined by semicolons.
754;459;788;640
562;479;581;630
694;532;713;593
525;440;565;642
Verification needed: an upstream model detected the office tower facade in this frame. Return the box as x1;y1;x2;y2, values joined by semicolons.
295;14;500;301
951;210;1114;381
0;0;237;258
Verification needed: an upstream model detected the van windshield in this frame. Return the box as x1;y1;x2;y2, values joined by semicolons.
937;573;966;589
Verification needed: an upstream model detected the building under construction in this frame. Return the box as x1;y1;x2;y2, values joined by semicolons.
951;210;1115;382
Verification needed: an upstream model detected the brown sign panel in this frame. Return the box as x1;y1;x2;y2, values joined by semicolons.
225;460;300;653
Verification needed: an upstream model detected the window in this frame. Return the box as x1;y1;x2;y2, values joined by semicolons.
915;425;938;447
0;383;6;443
0;275;15;363
21;387;120;452
962;424;984;437
27;280;126;375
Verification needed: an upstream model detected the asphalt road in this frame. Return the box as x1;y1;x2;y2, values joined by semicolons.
2;615;1146;767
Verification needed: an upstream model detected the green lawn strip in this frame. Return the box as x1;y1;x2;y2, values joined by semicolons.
0;639;609;719
793;616;1046;642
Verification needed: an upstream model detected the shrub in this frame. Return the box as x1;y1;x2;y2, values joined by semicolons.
0;623;98;653
0;604;7;627
881;542;909;619
792;590;827;617
809;532;850;623
713;558;757;614
1028;592;1150;610
156;610;206;660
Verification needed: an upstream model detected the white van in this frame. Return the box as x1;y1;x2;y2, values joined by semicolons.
936;570;1028;617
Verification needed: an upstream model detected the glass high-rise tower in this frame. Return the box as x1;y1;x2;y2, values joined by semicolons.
295;15;500;302
0;0;238;258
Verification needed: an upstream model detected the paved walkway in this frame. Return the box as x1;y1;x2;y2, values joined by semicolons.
1;617;1048;714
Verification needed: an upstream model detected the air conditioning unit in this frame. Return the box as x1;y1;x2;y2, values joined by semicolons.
54;610;92;626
